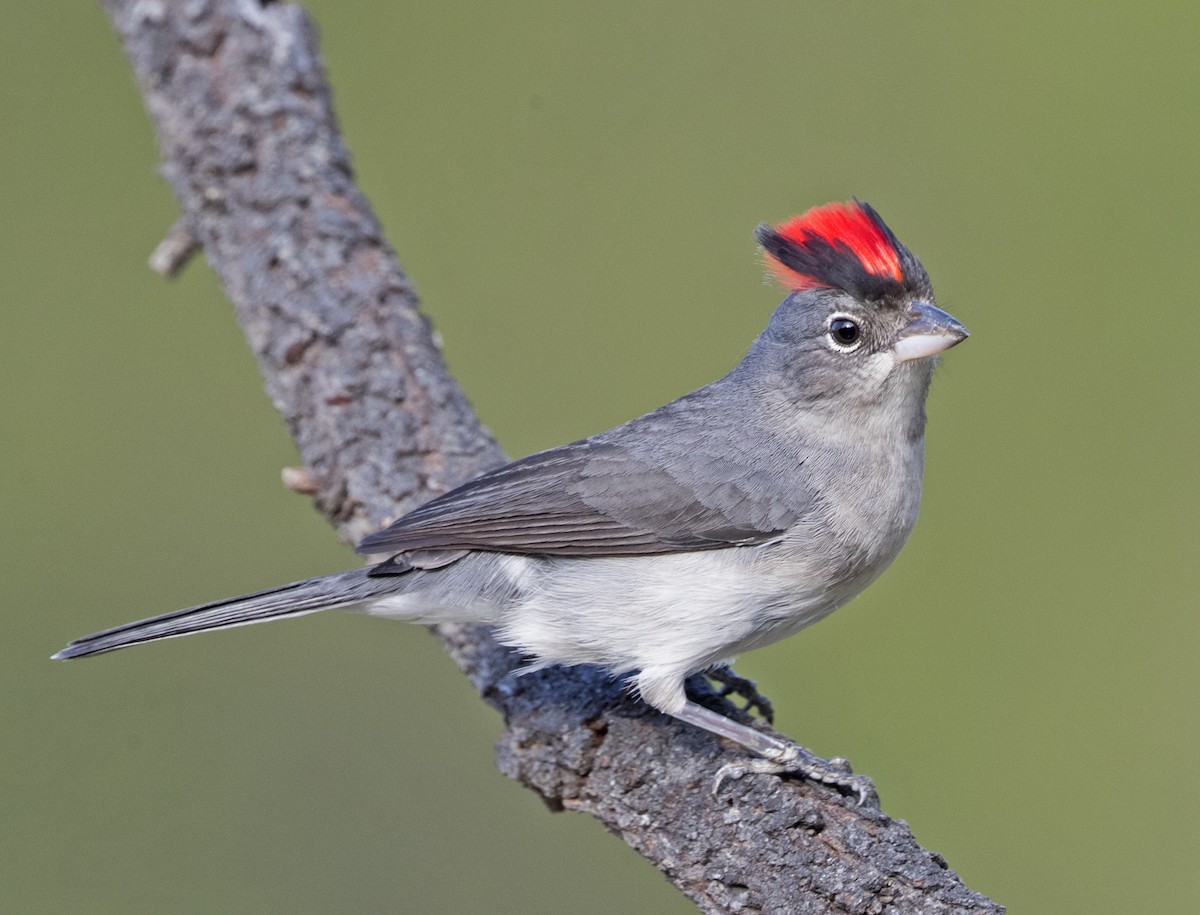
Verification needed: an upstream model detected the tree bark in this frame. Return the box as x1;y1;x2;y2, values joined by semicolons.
97;2;1003;912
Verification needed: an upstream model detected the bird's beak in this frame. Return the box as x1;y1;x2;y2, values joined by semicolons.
891;301;969;362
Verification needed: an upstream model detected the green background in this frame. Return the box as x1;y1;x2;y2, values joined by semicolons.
3;2;1196;912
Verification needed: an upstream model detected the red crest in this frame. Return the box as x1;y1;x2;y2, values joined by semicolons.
758;201;919;300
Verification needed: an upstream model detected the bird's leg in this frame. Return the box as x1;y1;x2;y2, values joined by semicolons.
704;663;775;723
670;699;877;806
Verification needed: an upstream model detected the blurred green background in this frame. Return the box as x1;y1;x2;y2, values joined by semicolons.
3;2;1196;912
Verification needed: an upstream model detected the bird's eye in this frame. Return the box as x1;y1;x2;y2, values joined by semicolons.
827;317;862;350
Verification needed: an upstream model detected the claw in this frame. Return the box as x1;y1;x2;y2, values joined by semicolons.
706;665;775;723
711;743;877;806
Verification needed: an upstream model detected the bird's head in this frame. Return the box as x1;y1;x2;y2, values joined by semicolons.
749;200;968;409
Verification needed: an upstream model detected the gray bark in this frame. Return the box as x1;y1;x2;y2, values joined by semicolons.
97;1;1003;912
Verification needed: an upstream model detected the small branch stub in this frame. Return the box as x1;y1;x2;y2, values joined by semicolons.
281;466;319;494
148;217;200;277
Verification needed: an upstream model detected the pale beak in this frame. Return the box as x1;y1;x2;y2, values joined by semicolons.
891;301;969;362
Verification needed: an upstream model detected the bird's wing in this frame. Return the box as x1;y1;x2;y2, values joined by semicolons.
356;433;803;560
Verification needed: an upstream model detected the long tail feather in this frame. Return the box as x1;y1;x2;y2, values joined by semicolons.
52;567;396;660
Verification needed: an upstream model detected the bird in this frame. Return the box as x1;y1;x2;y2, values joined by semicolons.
53;200;967;803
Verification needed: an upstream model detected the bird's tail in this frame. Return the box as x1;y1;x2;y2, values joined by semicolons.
52;567;397;660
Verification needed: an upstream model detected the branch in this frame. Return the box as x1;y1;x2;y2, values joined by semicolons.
99;2;1002;912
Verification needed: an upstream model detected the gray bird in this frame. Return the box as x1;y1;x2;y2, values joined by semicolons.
53;200;967;803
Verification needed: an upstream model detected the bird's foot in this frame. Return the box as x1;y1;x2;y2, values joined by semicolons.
713;743;877;806
706;664;775;723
